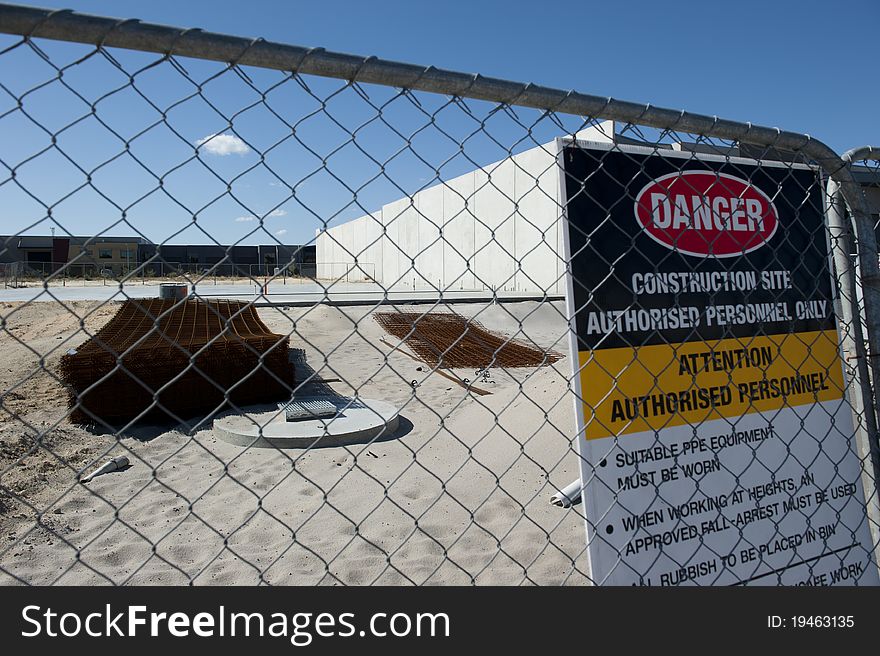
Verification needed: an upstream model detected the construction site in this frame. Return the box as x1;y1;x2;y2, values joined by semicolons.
0;294;581;584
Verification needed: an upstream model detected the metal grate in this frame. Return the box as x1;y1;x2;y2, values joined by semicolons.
279;398;338;422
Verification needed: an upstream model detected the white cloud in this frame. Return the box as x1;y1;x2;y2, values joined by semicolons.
196;133;250;156
274;229;288;237
235;210;285;224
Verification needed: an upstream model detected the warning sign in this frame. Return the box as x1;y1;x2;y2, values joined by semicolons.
560;141;879;586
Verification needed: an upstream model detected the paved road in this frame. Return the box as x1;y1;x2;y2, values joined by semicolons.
0;281;562;306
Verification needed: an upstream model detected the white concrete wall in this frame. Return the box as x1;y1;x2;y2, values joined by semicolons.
315;211;381;282
514;144;561;293
316;139;566;293
382;197;407;286
443;171;476;290
416;184;444;291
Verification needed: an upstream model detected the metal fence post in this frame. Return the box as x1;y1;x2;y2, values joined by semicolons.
826;147;880;554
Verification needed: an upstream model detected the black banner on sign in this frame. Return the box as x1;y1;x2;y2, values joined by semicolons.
562;146;834;350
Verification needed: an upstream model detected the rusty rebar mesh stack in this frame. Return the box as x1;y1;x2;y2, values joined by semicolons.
59;298;294;425
374;311;562;369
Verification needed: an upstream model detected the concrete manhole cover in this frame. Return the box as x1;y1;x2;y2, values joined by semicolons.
213;398;401;448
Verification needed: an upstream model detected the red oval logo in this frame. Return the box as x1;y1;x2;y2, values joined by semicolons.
633;171;778;258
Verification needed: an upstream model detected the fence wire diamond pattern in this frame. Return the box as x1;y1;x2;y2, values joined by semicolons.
0;4;878;586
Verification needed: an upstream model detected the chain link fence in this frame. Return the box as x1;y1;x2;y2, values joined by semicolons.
0;4;878;586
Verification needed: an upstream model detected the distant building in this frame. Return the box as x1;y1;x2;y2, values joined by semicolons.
70;237;143;271
0;235;146;273
0;235;316;278
138;243;316;277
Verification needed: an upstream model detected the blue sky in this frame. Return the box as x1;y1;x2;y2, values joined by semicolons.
1;0;877;247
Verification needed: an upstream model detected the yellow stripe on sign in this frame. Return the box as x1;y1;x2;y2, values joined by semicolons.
579;330;846;440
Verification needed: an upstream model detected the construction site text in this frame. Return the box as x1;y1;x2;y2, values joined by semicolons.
632;270;792;295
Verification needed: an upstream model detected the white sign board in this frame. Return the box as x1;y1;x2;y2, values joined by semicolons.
560;141;879;586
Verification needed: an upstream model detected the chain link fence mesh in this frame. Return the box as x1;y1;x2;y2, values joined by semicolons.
0;5;878;585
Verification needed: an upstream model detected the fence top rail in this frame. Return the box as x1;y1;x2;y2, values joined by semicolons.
844;146;880;164
0;2;845;173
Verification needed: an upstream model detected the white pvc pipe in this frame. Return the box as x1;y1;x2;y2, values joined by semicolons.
81;455;130;483
550;478;583;508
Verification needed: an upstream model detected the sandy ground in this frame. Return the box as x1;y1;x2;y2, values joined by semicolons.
0;298;588;585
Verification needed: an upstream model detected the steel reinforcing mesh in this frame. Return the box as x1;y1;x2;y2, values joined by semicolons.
58;298;293;425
